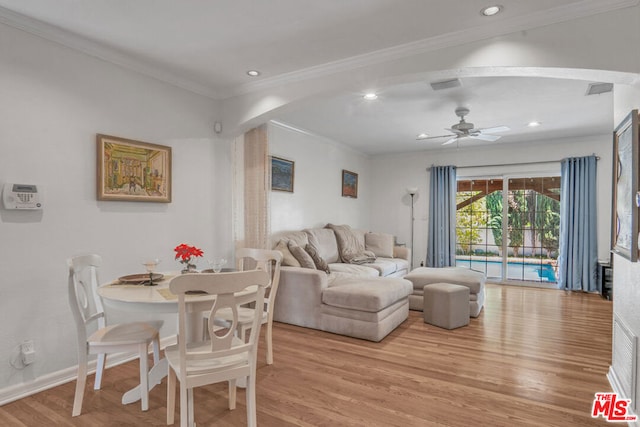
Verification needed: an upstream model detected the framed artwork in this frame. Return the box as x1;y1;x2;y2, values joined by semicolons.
271;156;294;192
96;134;172;202
342;169;358;198
612;110;639;261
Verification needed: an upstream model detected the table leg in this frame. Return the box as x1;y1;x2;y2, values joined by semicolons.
122;358;167;405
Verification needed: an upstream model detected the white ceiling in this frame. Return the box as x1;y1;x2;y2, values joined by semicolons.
0;0;626;154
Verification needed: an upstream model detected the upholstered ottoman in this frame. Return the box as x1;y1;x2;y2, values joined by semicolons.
405;267;485;317
423;283;469;329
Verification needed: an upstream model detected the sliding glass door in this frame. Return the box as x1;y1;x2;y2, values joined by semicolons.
456;175;561;284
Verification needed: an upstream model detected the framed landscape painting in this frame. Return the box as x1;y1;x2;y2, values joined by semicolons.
97;134;172;202
342;169;358;198
612;110;639;261
271;156;294;192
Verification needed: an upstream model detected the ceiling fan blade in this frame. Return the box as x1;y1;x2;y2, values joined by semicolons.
469;134;501;142
442;137;459;145
477;125;510;134
445;128;464;135
418;133;456;140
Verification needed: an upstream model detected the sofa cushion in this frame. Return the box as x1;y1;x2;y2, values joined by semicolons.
365;232;395;258
382;257;410;273
288;241;316;269
328;263;379;277
283;231;310;248
305;244;330;274
360;259;398;276
274;239;301;267
322;277;413;312
305;228;340;263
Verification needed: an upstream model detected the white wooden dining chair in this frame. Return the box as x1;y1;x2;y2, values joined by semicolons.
210;249;283;365
166;270;270;427
67;254;161;416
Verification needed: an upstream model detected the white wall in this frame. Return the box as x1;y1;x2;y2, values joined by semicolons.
370;135;613;268
0;22;231;395
268;122;371;236
611;82;640;418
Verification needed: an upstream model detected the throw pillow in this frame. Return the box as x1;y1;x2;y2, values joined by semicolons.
365;232;395;258
288;241;316;269
305;244;331;274
275;239;301;267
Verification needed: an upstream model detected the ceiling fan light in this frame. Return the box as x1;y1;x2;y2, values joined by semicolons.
481;5;502;16
416;133;429;140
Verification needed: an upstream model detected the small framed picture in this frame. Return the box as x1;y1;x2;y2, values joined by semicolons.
342;169;358;198
96;134;171;202
271;156;294;192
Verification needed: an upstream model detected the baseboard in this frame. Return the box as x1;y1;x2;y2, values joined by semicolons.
0;335;176;407
608;365;639;427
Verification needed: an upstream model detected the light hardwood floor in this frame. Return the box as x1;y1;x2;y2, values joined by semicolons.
0;284;613;426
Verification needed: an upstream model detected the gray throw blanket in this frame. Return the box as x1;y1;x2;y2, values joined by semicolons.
326;224;376;264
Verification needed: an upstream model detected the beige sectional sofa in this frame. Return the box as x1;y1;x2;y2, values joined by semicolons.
272;225;413;342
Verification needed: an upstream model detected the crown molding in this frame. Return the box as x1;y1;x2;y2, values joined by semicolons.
0;5;221;99
227;0;639;98
1;0;637;101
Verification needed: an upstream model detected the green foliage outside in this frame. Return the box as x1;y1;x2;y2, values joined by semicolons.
456;192;484;254
456;188;560;259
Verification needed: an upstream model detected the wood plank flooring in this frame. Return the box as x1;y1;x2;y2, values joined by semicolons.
0;284;613;426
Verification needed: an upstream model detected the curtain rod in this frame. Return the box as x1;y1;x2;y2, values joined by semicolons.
426;155;600;171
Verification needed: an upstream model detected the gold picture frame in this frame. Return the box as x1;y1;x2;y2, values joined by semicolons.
342;169;358;198
97;134;172;202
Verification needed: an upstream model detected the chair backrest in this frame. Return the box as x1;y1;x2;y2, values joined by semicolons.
67;254;105;344
169;271;270;375
236;248;283;313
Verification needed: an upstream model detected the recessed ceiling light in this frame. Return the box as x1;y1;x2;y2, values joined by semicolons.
416;133;429;140
246;70;261;77
527;121;542;127
363;93;378;100
481;5;502;16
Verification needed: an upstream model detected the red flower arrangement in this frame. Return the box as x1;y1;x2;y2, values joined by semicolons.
174;243;204;266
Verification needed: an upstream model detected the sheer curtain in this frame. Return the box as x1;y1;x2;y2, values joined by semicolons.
243;125;271;250
427;165;457;267
557;155;598;291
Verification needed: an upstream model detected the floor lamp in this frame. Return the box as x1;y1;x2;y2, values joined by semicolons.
407;187;418;269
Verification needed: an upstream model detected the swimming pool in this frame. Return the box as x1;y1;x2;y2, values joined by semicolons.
455;259;557;282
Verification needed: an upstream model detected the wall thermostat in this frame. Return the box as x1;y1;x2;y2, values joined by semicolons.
2;183;43;210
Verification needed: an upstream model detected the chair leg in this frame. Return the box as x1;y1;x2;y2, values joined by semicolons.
266;320;273;365
72;352;88;417
138;343;150;411
179;384;189;427
187;388;194;427
152;338;160;365
246;374;257;427
167;368;176;425
94;353;106;390
228;380;237;410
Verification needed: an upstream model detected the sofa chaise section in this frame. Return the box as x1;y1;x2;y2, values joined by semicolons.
272;225;413;341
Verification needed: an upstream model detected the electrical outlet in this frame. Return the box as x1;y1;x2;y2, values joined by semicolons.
21;340;35;365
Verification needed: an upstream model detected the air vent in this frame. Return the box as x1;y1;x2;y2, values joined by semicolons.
586;82;613;96
430;78;462;91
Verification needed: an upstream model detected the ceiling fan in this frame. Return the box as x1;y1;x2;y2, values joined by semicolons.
419;107;510;145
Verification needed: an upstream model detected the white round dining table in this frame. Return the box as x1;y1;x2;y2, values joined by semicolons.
97;272;255;405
